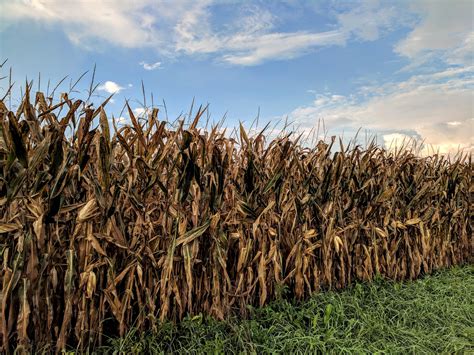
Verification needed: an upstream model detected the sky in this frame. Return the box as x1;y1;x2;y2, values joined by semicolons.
0;0;472;155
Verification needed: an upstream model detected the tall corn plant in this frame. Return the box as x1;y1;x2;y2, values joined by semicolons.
0;88;472;353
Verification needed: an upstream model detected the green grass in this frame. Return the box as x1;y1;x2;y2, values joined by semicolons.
96;265;473;354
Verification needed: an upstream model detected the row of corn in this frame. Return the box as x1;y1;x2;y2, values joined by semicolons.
0;88;472;352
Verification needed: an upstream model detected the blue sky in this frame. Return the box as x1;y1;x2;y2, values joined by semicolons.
0;0;472;155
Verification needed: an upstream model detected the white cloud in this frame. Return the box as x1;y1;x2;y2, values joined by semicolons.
382;133;417;151
395;0;473;66
139;61;162;70
285;68;474;156
0;0;165;49
220;30;347;66
0;0;407;65
337;1;403;41
171;3;346;65
172;2;404;66
116;116;128;124
133;107;149;117
173;0;218;54
97;81;124;94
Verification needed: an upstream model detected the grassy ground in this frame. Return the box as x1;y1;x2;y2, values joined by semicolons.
96;265;473;354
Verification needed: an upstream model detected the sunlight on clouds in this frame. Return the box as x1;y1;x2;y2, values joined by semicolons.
382;133;471;157
0;0;162;48
382;132;417;150
287;68;474;156
446;121;462;127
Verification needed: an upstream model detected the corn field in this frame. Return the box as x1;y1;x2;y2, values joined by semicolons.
0;88;472;353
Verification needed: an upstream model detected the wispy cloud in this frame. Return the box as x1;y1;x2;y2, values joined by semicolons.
172;2;404;66
3;0;469;68
336;1;404;41
0;0;408;66
219;30;346;66
139;61;162;70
